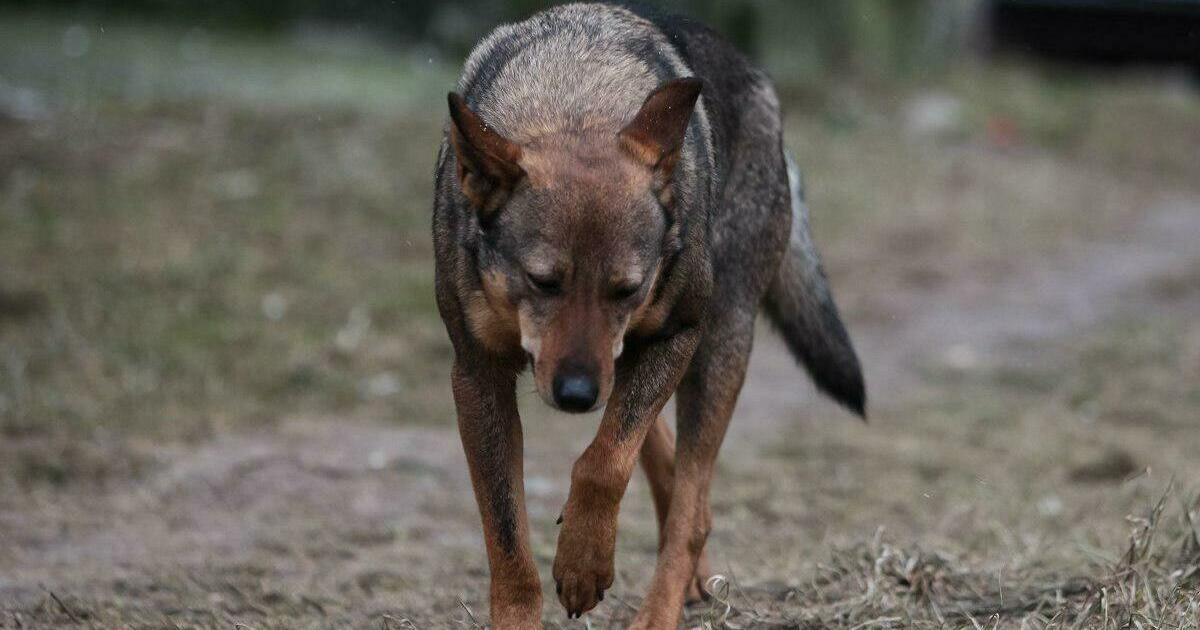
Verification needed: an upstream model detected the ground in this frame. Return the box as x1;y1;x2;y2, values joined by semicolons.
1;13;1199;630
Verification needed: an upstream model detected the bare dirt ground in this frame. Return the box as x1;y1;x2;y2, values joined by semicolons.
3;196;1197;628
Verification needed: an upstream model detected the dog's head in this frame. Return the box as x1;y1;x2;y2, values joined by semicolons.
447;79;701;413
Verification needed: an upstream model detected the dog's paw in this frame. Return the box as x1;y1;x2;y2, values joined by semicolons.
684;553;713;605
551;511;616;618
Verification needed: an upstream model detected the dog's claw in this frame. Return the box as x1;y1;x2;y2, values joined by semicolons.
556;573;605;619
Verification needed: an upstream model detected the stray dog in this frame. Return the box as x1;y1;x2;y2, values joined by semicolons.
432;3;865;627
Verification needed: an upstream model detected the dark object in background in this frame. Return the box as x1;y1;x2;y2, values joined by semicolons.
1068;448;1140;484
0;288;47;323
989;0;1200;70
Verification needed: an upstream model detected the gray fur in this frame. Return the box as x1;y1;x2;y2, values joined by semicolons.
458;2;713;161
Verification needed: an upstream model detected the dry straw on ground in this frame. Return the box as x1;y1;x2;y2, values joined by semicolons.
692;483;1199;629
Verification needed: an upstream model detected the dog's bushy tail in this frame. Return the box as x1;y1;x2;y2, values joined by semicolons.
763;152;866;418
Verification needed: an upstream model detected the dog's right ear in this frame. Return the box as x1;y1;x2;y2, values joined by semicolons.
447;92;524;215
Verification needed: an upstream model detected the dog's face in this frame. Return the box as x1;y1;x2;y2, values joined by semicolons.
448;79;701;413
485;147;666;413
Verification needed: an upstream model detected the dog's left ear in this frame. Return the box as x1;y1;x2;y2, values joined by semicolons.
618;77;702;203
447;92;524;216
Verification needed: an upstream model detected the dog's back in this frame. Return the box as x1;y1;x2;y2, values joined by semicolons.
457;4;691;144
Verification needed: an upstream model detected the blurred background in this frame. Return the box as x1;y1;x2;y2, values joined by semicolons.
1;1;1198;628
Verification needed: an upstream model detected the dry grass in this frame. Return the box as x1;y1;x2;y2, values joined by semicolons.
695;485;1200;629
7;488;1193;628
0;12;458;445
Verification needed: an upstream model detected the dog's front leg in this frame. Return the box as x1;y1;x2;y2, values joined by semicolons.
552;327;701;617
452;360;542;629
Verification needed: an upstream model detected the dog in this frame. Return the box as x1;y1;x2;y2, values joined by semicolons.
432;3;865;627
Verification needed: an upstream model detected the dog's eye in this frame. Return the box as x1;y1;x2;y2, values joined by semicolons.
610;282;641;301
526;272;562;296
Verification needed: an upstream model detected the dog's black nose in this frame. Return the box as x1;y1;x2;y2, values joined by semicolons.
552;371;599;412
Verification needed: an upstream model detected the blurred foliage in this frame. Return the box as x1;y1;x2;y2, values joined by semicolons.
5;0;981;83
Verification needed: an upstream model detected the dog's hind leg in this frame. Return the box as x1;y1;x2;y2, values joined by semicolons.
452;359;542;629
630;310;756;629
639;415;712;603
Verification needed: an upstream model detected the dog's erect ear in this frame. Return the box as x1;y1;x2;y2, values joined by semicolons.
618;78;702;197
447;92;524;214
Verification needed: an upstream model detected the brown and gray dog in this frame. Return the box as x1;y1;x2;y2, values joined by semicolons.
432;3;865;627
